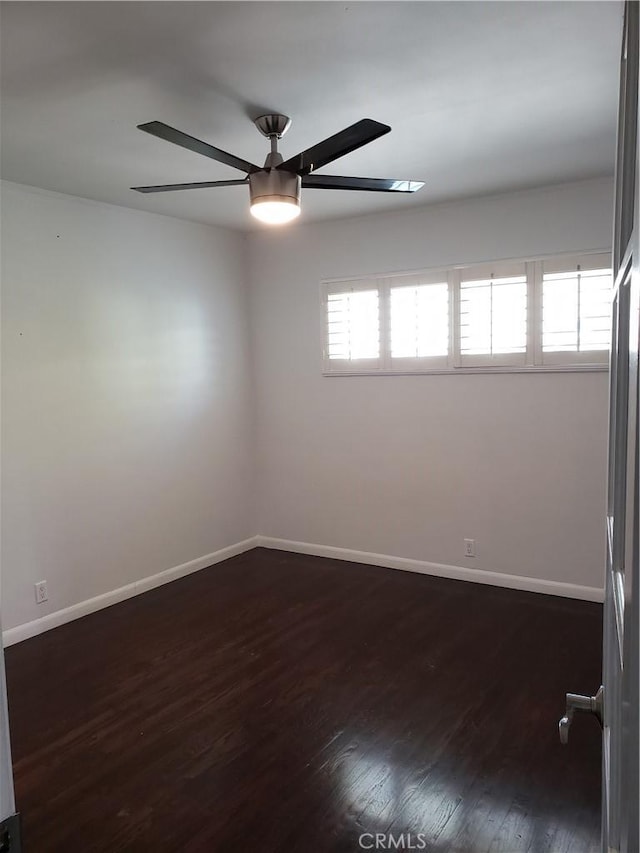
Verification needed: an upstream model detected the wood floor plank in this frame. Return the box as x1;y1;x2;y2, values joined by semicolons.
4;548;602;851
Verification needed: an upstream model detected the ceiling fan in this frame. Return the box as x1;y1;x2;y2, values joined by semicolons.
132;115;424;224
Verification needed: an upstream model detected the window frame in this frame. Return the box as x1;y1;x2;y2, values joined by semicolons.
321;250;612;376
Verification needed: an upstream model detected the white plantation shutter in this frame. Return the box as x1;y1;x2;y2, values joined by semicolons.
390;280;449;367
541;256;612;364
459;266;527;366
327;290;379;359
321;253;611;374
324;282;381;370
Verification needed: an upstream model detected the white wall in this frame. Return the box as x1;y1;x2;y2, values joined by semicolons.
249;177;614;590
0;176;614;640
1;182;254;631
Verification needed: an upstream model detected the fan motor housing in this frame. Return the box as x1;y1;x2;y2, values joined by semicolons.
249;169;301;206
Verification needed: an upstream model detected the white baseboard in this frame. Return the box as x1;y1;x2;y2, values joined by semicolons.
2;536;260;647
3;533;603;647
256;536;605;603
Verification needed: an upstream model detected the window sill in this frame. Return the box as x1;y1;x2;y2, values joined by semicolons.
322;364;608;377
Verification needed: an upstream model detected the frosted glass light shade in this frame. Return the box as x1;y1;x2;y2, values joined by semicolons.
250;198;301;225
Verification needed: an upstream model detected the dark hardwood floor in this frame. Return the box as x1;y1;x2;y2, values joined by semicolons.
5;548;602;852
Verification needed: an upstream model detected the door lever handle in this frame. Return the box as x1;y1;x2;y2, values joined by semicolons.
559;685;603;744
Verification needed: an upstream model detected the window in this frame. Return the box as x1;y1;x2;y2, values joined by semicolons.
541;255;613;364
322;252;612;374
326;288;380;360
324;281;381;370
459;264;528;366
390;283;448;358
388;273;450;369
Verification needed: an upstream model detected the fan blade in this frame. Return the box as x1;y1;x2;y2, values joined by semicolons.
137;121;259;174
302;175;424;193
132;179;248;194
278;119;391;176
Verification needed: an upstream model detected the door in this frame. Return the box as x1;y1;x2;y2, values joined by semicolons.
559;3;639;851
603;0;638;850
0;621;19;849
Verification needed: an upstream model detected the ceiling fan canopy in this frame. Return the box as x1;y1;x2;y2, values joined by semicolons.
132;114;424;224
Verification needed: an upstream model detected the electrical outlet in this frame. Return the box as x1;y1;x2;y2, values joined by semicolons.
34;580;48;604
464;539;476;558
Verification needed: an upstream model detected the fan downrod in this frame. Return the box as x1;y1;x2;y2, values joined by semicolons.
254;114;291;139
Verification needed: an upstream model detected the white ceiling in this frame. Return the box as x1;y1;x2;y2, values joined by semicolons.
0;1;622;232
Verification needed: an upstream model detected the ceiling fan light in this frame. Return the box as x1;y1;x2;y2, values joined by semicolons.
250;198;301;225
249;169;301;225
